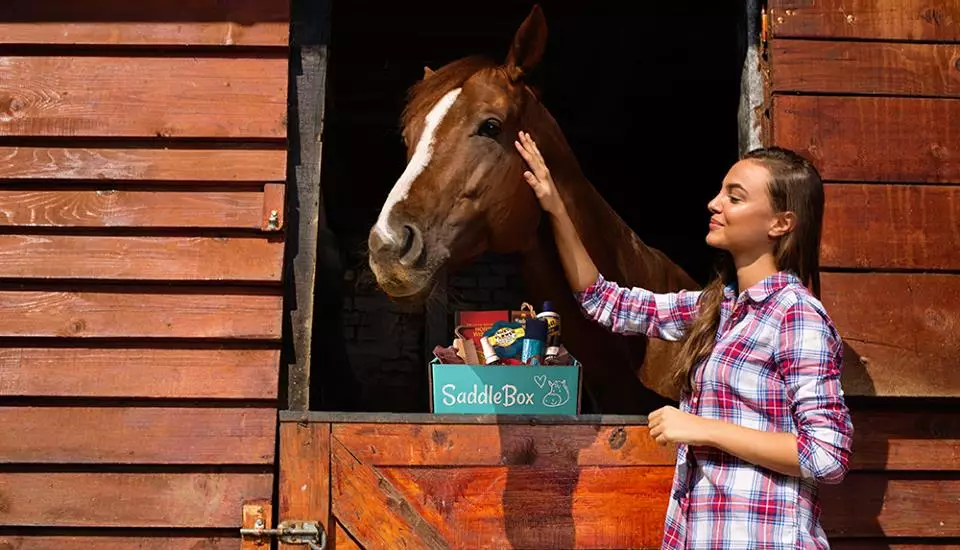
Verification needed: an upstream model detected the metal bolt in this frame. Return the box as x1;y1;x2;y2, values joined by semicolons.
845;14;855;23
254;518;265;529
267;209;280;229
777;16;784;24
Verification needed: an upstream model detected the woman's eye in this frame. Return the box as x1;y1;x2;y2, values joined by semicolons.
728;195;742;203
478;118;502;139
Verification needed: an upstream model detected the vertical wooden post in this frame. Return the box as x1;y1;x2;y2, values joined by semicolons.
278;421;331;550
283;0;332;411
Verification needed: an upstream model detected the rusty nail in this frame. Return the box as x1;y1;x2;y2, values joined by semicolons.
845;14;855;23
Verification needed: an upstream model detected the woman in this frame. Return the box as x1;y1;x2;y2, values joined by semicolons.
515;131;853;549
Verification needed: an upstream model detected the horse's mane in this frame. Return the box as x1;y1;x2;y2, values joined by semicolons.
400;55;497;141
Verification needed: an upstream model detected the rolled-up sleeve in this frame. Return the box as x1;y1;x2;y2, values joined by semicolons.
776;299;854;484
574;273;701;341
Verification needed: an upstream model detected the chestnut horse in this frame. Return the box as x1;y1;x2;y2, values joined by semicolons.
367;5;699;413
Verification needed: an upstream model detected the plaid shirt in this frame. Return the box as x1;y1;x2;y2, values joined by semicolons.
577;271;853;549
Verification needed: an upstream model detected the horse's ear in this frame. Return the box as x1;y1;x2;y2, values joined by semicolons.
423;66;435;80
505;4;548;81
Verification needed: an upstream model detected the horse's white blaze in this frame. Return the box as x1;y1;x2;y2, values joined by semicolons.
374;87;462;245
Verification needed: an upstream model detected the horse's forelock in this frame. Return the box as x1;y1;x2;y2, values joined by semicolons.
400;55;498;137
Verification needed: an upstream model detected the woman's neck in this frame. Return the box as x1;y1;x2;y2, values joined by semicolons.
734;250;780;292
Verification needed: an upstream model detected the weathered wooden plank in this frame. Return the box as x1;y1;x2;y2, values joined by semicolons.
0;536;239;550
0;235;283;281
333;522;364;550
333;424;676;467
0;147;285;181
0;473;273;527
821;273;960;397
771;39;960;97
0;190;266;229
773;96;960;183
241;500;272;550
850;412;960;471
0;290;281;338
821;184;960;270
331;439;449;549
822;475;960;537
374;465;673;549
279;423;330;550
0;348;279;399
0;0;288;46
0;407;275;464
770;0;960;41
0;57;286;139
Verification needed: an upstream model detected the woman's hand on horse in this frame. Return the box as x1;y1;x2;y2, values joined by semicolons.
515;131;564;215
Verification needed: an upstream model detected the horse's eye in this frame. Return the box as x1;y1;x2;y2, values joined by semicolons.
478;118;502;139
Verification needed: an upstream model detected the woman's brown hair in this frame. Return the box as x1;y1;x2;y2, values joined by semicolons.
672;147;825;394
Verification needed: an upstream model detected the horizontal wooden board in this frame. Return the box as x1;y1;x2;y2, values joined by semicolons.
821;184;960;270
0;348;279;399
0;0;288;46
849;412;960;471
334;424;676;467
822;475;960;537
0;147;286;181
0;536;239;550
0;407;275;464
0;290;281;338
0;190;268;229
773;96;960;183
770;0;960;41
332;440;673;549
0;57;286;139
0;235;283;281
821;273;960;397
771;39;960;97
0;473;272;527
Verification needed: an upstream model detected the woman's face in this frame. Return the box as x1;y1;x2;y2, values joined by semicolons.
706;159;789;258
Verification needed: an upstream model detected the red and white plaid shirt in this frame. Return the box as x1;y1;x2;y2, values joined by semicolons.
577;271;853;549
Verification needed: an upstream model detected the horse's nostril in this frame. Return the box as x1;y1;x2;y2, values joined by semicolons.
399;224;424;267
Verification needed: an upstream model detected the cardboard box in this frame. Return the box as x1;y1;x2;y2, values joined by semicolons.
429;359;582;415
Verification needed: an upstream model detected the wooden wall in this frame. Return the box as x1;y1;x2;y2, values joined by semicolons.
0;2;289;548
767;1;959;547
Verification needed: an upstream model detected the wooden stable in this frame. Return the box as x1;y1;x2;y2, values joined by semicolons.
1;1;958;549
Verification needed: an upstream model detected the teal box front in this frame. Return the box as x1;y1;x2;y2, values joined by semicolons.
430;362;581;415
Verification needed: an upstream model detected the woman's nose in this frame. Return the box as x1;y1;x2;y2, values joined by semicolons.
707;195;721;213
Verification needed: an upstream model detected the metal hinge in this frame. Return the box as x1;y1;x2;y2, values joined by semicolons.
240;520;327;550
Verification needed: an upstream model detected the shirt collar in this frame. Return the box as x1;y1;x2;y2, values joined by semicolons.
723;271;800;303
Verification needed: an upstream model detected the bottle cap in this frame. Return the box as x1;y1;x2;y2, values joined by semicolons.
541;300;554;312
481;337;499;364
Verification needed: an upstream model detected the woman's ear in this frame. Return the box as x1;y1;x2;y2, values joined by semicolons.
769;211;797;238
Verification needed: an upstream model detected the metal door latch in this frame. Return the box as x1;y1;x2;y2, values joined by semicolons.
240;520;326;550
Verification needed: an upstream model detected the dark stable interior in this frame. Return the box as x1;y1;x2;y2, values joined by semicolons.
312;1;747;412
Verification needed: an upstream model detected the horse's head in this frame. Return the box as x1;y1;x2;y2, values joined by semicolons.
368;5;549;303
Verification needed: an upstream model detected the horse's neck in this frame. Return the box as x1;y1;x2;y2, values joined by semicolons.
521;100;697;293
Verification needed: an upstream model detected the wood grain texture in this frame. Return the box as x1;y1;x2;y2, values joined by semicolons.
331;439;448;549
333;424;676;467
0;290;281;338
333;521;364;550
0;536;240;550
0;147;286;181
770;0;960;41
0;235;283;281
822;273;960;397
0;190;265;229
822;475;960;537
0;57;286;139
279;423;331;550
0;348;279;399
377;465;673;549
850;412;960;471
772;96;959;183
821;184;960;270
0;473;273;527
0;0;288;46
771;39;960;96
0;407;275;464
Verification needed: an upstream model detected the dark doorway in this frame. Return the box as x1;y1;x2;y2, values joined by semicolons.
313;1;746;412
